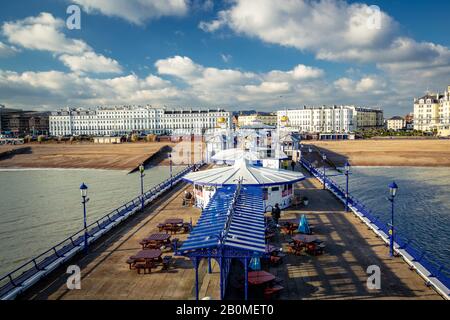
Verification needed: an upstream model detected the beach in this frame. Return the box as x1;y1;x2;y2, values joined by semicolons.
1;139;449;170
0;143;174;171
305;139;450;167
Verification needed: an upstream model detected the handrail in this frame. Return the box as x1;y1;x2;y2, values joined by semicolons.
300;157;450;298
0;163;201;299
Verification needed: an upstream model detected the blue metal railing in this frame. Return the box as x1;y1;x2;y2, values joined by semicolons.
301;158;450;297
0;164;199;300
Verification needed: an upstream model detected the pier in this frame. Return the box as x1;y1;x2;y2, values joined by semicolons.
15;165;443;300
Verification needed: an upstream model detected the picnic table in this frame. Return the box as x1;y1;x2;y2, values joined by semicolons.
128;249;163;274
293;234;318;244
165;218;183;225
248;271;276;286
161;219;184;234
280;219;299;235
131;249;163;262
140;233;171;250
266;245;281;254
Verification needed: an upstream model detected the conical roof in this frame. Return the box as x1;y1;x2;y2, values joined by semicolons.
211;148;288;162
183;158;305;187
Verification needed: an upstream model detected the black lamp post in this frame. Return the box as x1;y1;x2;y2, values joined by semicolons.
139;164;145;211
322;154;327;190
80;183;89;253
344;161;350;212
388;181;398;257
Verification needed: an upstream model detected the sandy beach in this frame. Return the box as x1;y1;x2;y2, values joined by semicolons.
0;143;174;171
1;139;449;170
305;139;450;167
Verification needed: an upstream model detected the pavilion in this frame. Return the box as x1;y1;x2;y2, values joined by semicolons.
177;158;305;300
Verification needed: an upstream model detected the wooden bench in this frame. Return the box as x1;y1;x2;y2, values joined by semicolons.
183;223;192;233
126;258;135;270
264;285;284;300
135;261;155;274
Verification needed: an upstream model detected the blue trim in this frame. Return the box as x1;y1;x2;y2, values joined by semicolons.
182;176;305;187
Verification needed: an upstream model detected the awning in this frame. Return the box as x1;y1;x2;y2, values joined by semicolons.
179;186;266;254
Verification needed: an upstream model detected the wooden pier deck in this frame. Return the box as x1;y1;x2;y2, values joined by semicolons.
258;174;441;300
23;170;442;300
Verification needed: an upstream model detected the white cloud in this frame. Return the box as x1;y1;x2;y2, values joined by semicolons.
334;76;386;94
72;0;189;25
59;52;122;74
155;56;203;80
199;0;450;72
245;81;291;94
1;12;122;74
0;69;182;109
0;41;19;57
2;13;89;54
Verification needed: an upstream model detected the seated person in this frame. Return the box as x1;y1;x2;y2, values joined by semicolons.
183;191;193;206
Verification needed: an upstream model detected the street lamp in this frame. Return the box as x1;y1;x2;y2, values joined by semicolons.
80;183;89;253
322;154;327;190
168;153;173;188
139;164;145;211
388;181;398;257
344;161;350;212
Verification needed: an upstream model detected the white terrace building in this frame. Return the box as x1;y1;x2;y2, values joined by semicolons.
413;86;450;133
49;106;232;136
276;105;383;134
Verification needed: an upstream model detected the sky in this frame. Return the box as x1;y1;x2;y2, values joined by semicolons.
0;0;449;117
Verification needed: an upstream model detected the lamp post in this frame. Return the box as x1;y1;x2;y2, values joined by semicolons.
322;154;327;190
388;181;398;257
80;183;89;253
139;164;145;211
168;153;173;188
344;161;350;212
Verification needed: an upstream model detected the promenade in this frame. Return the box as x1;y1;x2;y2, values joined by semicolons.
23;171;441;300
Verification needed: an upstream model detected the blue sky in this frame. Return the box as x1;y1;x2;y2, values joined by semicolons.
0;0;449;117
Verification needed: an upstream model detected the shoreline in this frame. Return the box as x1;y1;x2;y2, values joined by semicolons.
1;139;450;169
305;139;450;168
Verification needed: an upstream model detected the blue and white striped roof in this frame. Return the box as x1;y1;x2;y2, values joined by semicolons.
183;158;305;187
211;148;288;162
179;186;266;254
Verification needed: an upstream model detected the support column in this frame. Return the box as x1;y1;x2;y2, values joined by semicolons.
194;257;199;301
219;257;224;300
244;257;249;301
208;257;212;274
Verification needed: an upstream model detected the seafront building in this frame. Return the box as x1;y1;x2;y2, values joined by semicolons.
414;85;450;136
49;106;232;136
237;112;277;128
386;116;406;131
0;105;50;136
276;105;383;134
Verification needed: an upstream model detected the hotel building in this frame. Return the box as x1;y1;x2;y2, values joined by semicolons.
237;112;278;127
49;106;232;136
413;86;450;136
386;116;406;131
276;106;383;133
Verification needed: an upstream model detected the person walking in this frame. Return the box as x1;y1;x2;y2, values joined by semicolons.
291;160;296;171
271;203;281;225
